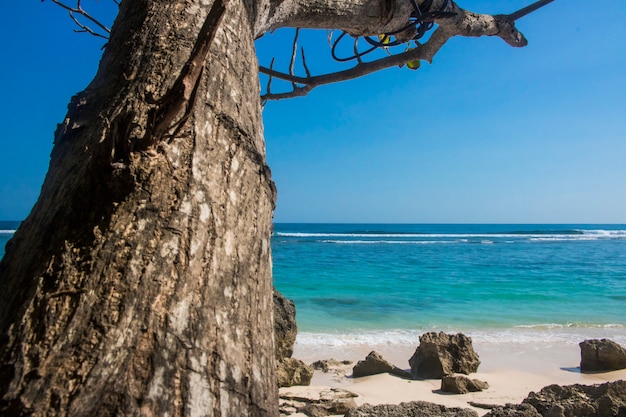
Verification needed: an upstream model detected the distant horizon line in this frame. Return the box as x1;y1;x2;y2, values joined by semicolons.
3;220;626;225
272;221;626;225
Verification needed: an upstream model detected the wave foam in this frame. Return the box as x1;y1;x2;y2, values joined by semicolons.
295;325;626;348
320;240;456;245
275;229;626;242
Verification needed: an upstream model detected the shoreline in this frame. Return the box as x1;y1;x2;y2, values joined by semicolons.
286;330;626;416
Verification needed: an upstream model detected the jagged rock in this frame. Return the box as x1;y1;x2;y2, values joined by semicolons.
483;380;626;417
579;339;626;373
344;401;479;417
277;358;314;388
409;332;481;378
522;381;626;417
352;351;413;378
280;387;358;416
274;289;298;360
441;374;489;394
483;404;542;417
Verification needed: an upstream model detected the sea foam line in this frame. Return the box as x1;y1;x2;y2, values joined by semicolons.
276;230;626;240
320;240;456;245
295;326;626;348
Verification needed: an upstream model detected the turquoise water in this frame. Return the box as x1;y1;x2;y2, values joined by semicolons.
272;224;626;346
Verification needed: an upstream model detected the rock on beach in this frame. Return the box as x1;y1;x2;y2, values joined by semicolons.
352;351;412;379
409;332;481;379
441;374;489;394
579;338;626;373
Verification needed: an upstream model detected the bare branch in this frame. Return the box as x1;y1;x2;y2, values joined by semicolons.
301;47;311;78
69;11;109;39
289;29;299;88
267;58;276;95
49;0;112;39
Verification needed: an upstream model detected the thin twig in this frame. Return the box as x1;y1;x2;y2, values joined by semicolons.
300;47;311;78
267;58;276;94
69;11;109;39
289;29;300;88
50;0;111;38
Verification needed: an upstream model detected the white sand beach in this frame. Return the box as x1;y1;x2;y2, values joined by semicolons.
284;337;626;416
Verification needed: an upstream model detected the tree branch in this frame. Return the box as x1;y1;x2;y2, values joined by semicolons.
260;0;557;101
260;27;452;100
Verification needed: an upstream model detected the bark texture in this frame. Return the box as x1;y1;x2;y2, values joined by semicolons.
0;0;277;415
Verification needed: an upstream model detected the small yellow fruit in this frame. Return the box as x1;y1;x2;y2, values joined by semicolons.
407;59;421;70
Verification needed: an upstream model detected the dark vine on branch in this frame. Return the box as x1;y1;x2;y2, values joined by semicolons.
260;0;556;102
330;0;453;63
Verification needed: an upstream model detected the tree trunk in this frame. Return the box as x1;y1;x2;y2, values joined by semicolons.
0;0;277;415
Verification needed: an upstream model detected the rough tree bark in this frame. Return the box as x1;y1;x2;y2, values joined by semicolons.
0;0;277;416
0;0;548;415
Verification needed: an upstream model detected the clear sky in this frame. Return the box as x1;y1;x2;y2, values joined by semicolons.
1;1;625;223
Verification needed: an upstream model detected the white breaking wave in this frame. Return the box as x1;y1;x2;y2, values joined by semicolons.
275;229;626;241
320;240;457;245
295;325;626;348
580;229;626;238
0;230;16;234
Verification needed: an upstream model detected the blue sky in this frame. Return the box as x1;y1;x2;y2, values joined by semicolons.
1;1;625;223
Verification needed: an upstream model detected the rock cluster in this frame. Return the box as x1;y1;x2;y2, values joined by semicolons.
349;334;488;394
344;401;479;417
524;380;626;416
484;380;626;417
274;289;298;359
409;332;481;378
280;387;358;416
579;339;626;373
345;381;626;417
274;289;313;387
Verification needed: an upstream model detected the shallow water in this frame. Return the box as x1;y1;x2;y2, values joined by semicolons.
271;223;626;347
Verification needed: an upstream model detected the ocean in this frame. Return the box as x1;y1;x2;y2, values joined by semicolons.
2;222;625;349
271;223;626;350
